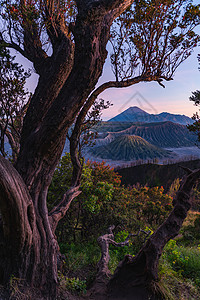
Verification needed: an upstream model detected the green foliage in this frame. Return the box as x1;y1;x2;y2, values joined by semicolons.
0;46;30;114
187;57;200;142
58;273;87;295
157;260;199;300
191;186;200;211
48;153;173;243
180;214;200;246
65;277;86;295
82;181;114;214
59;240;100;287
0;0;77;37
48;156;122;240
48;153;200;297
109;230;134;262
57;213;200;298
162;239;200;288
187;108;200;143
0;45;30;158
156;229;200;299
60;240;100;272
48;153;93;210
168;178;181;199
126;186;173;228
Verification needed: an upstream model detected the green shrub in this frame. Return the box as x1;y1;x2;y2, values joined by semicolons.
48;154;174;244
180;213;200;246
162;240;200;288
65;277;86;295
58;272;87;295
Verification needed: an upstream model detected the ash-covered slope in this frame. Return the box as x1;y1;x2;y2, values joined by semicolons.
90;135;172;161
96;121;196;148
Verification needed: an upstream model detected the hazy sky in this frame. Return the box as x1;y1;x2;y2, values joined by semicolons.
23;44;200;121
99;0;200;120
16;2;200;121
100;47;200;121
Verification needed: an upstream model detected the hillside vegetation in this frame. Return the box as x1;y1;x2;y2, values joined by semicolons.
46;154;200;300
95;122;134;133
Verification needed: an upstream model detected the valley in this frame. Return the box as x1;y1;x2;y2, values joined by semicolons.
83;107;198;165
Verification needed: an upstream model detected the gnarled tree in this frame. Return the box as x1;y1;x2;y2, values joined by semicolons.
0;0;200;298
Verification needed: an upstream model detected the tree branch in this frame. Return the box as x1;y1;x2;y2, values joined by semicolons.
48;77;111;232
73;73;171;135
179;165;193;175
92;74;171;96
16;0;48;72
42;0;73;54
0;121;19;162
48;124;83;233
107;0;134;20
97;226;150;279
0;33;29;61
49;186;81;233
88;225;150;298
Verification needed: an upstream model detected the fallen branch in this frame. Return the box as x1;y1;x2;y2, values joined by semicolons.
97;226;150;279
88;226;150;299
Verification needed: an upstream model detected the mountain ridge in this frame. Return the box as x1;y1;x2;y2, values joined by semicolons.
108;106;193;125
95;121;196;148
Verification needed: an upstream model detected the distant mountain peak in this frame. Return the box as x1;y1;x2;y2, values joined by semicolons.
108;106;193;125
124;106;149;114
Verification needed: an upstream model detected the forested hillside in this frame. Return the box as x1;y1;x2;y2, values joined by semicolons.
117;159;200;189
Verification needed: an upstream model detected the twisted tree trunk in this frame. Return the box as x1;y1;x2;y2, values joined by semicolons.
1;0;197;299
0;155;59;298
0;1;134;298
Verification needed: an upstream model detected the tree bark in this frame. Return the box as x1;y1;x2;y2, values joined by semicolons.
0;155;59;298
0;155;33;283
16;0;134;193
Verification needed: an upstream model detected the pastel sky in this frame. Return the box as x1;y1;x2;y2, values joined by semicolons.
16;1;200;121
23;45;200;121
99;47;200;121
99;0;200;121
